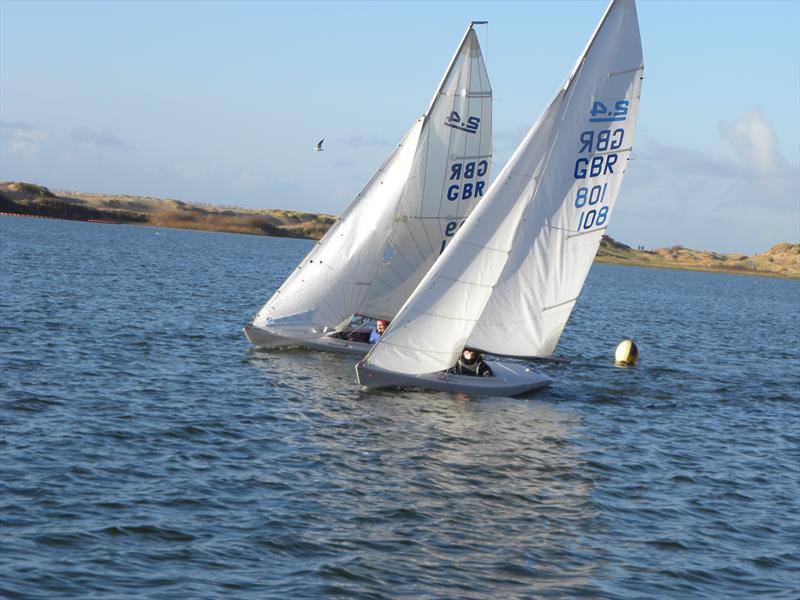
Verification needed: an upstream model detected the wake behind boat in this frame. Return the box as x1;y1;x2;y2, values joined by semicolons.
245;23;492;354
357;0;644;396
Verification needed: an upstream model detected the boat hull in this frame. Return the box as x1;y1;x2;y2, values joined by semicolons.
356;360;552;396
244;324;372;356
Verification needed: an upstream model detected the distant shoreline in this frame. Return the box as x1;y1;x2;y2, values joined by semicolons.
2;181;797;279
593;254;793;280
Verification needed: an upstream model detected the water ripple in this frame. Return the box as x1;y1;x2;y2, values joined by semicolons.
1;218;799;598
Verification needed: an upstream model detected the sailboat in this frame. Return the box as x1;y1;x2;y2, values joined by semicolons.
356;0;644;395
245;23;492;354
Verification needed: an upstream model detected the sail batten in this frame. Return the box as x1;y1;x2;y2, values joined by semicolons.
363;0;643;376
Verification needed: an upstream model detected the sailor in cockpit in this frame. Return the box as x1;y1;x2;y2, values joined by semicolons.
369;319;388;344
452;348;493;377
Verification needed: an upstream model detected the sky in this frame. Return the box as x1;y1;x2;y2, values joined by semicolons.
1;0;798;254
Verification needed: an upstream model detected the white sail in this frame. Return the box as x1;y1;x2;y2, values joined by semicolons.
359;29;492;319
363;0;643;375
251;25;492;340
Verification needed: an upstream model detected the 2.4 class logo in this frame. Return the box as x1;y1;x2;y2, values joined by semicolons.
444;111;480;134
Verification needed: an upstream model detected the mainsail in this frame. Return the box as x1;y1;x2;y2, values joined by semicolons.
362;0;643;375
250;25;492;340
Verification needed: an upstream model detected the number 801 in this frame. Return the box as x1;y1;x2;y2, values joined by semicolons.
574;183;607;208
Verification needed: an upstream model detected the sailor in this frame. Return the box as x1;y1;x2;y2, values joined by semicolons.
454;348;493;377
369;319;388;343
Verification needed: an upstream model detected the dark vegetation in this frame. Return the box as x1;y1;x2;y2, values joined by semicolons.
0;192;147;223
0;181;334;240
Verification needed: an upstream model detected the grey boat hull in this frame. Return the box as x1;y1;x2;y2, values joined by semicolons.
356;360;553;396
244;324;372;356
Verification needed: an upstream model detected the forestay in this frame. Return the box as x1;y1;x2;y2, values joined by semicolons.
251;26;492;340
362;0;643;375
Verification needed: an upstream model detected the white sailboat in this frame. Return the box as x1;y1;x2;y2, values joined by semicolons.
357;0;644;395
245;23;492;354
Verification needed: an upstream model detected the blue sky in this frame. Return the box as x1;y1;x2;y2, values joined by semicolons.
1;0;798;253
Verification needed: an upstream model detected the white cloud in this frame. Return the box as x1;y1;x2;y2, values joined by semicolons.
0;121;46;156
719;109;788;175
618;111;799;253
68;126;133;150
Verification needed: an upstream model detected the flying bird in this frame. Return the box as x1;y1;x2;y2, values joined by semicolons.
315;139;325;152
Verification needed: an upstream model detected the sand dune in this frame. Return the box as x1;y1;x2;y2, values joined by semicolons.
2;181;796;278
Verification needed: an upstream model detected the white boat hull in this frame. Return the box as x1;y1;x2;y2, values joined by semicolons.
244;324;372;356
356;360;552;396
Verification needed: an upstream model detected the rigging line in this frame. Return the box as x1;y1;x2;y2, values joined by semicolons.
433;272;495;289
542;297;578;312
547;222;608;235
588;146;633;157
451;153;492;161
608;65;643;78
566;226;608;239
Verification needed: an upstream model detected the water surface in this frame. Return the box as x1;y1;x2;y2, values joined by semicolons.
2;217;798;598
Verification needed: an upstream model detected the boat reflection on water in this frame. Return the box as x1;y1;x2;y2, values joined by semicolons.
247;349;599;594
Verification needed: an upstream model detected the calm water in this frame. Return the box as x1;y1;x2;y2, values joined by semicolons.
2;216;799;599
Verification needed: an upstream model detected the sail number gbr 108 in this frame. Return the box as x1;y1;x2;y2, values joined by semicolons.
573;99;629;233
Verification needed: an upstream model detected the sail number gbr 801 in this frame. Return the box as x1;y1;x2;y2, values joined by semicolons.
573;99;629;232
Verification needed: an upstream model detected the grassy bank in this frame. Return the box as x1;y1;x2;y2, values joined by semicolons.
0;181;334;240
595;237;798;279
